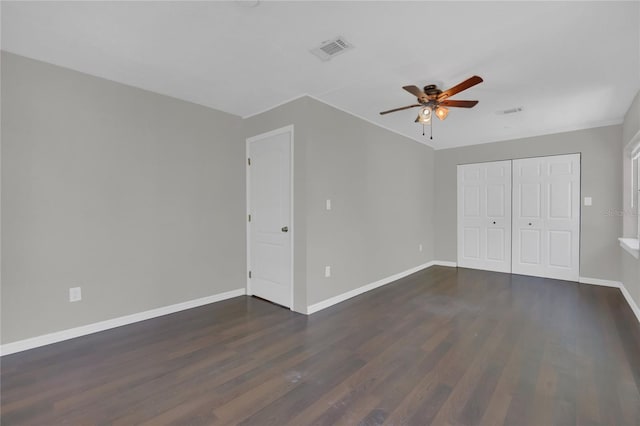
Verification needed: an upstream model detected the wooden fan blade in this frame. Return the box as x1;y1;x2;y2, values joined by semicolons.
439;100;479;108
403;85;427;100
438;76;483;100
379;104;421;115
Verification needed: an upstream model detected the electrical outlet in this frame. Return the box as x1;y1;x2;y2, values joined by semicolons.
584;197;592;206
324;266;331;278
69;287;82;302
419;244;423;252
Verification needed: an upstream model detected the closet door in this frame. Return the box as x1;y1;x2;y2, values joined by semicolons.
512;154;580;281
457;161;512;273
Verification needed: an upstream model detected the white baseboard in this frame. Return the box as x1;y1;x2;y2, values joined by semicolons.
619;284;640;324
304;266;640;324
579;276;640;324
0;288;246;356
578;276;622;288
433;260;457;267
306;260;453;315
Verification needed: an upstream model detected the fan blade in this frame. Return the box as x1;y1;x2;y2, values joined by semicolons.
379;104;421;115
439;100;479;108
438;76;483;100
403;85;427;100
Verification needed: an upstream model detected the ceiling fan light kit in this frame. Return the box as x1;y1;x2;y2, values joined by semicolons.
379;75;483;139
419;106;431;122
435;106;449;120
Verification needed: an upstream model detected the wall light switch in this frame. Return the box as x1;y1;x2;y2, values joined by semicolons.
584;197;592;206
326;199;332;211
324;266;331;278
69;287;82;302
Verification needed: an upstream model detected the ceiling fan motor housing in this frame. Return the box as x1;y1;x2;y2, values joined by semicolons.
424;84;442;98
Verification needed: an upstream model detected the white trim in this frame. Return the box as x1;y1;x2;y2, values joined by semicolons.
433;260;457;267
246;123;295;145
578;276;622;288
242;95;624;152
573;277;640;324
241;94;307;120
624;128;640;157
619;283;640;324
246;136;252;296
304;94;431;147
0;288;246;356
242;93;431;147
619;238;640;259
433;119;624;150
246;125;295;310
290;127;295;311
306;261;453;315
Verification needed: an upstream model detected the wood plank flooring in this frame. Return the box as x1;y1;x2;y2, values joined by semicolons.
2;266;640;425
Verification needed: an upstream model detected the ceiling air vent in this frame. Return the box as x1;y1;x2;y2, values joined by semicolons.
498;107;523;115
310;36;353;61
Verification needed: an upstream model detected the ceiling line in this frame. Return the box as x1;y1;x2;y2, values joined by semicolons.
432;118;624;151
242;91;435;148
241;93;309;120
305;94;434;148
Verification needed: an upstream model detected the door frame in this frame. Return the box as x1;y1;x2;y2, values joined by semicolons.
246;125;295;310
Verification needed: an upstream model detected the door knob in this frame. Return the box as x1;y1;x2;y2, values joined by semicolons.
281;226;288;233
528;223;532;226
492;221;496;224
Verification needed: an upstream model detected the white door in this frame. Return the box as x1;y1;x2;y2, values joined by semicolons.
247;126;292;308
512;154;580;281
457;161;512;273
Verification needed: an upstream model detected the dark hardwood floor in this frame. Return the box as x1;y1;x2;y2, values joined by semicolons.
2;266;640;425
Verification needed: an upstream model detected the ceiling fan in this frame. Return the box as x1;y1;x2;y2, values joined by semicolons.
379;75;483;129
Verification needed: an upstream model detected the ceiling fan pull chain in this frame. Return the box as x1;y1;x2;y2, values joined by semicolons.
430;120;433;140
422;123;425;136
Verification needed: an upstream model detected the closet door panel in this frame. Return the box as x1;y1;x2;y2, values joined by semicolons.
457;161;512;273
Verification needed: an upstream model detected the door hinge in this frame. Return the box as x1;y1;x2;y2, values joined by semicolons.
248;158;251;166
248;214;251;222
248;270;252;279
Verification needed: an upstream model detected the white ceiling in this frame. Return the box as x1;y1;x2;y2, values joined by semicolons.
2;1;639;149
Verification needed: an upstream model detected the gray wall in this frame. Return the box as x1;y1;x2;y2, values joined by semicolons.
2;50;633;345
621;90;640;311
1;52;245;343
304;99;434;306
623;91;640;146
435;125;622;282
244;97;436;307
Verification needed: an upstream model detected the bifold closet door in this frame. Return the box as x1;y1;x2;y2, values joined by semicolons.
457;161;512;273
511;154;580;281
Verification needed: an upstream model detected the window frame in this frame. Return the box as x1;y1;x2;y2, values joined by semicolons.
626;129;640;239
